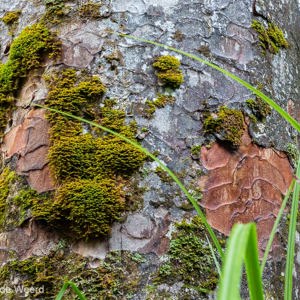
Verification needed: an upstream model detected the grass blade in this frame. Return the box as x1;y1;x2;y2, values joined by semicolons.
217;223;264;300
284;159;300;300
33;103;224;259
261;179;295;272
55;281;87;300
206;234;221;276
55;282;69;300
120;34;300;133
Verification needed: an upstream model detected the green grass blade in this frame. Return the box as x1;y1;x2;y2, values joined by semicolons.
55;281;87;300
244;225;264;300
206;234;221;276
284;159;300;300
55;282;69;300
261;179;295;272
33;103;224;259
217;223;264;300
120;34;300;133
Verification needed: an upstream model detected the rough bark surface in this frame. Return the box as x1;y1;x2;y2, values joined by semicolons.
0;0;299;299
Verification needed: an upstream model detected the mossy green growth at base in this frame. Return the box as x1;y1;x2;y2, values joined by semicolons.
246;97;271;121
153;55;184;88
251;20;289;54
155;216;218;293
0;249;142;299
1;10;21;26
204;106;245;148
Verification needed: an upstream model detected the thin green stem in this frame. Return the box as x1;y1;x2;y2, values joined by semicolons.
284;159;300;300
55;281;87;300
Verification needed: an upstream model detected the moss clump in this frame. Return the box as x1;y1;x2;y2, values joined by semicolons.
2;23;60;92
0;249;142;299
155;216;218;293
204;106;245;147
251;20;289;54
35;69;146;240
144;94;175;118
246;97;271;121
153;55;184;88
45;69;145;183
0;22;60;136
78;1;101;18
1;10;21;26
45;69;106;140
33;179;124;239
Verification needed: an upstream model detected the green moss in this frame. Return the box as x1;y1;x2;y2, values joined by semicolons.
286;143;299;166
155;216;218;293
191;145;201;156
153;55;184;88
1;10;21;26
144;99;157;118
48;134;145;183
94;137;146;177
0;22;60;94
251;20;289;54
0;22;60;136
42;0;68;24
45;70;145;183
33;179;125;240
204;106;245;148
246;97;271;121
154;166;172;183
44;69;106;140
144;94;175;118
36;69;146;239
48;134;96;182
153;55;180;70
0;168;46;231
0;250;142;299
78;1;101;18
0;168;16;227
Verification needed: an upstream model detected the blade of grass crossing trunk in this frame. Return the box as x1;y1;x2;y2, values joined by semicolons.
261;180;295;272
120;34;300;133
33;104;224;259
284;159;300;300
217;223;264;300
55;281;87;300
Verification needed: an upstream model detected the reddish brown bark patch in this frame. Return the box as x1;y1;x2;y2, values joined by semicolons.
1;109;55;193
200;131;293;252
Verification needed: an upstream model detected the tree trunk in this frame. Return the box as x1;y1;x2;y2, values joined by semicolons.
0;0;299;298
